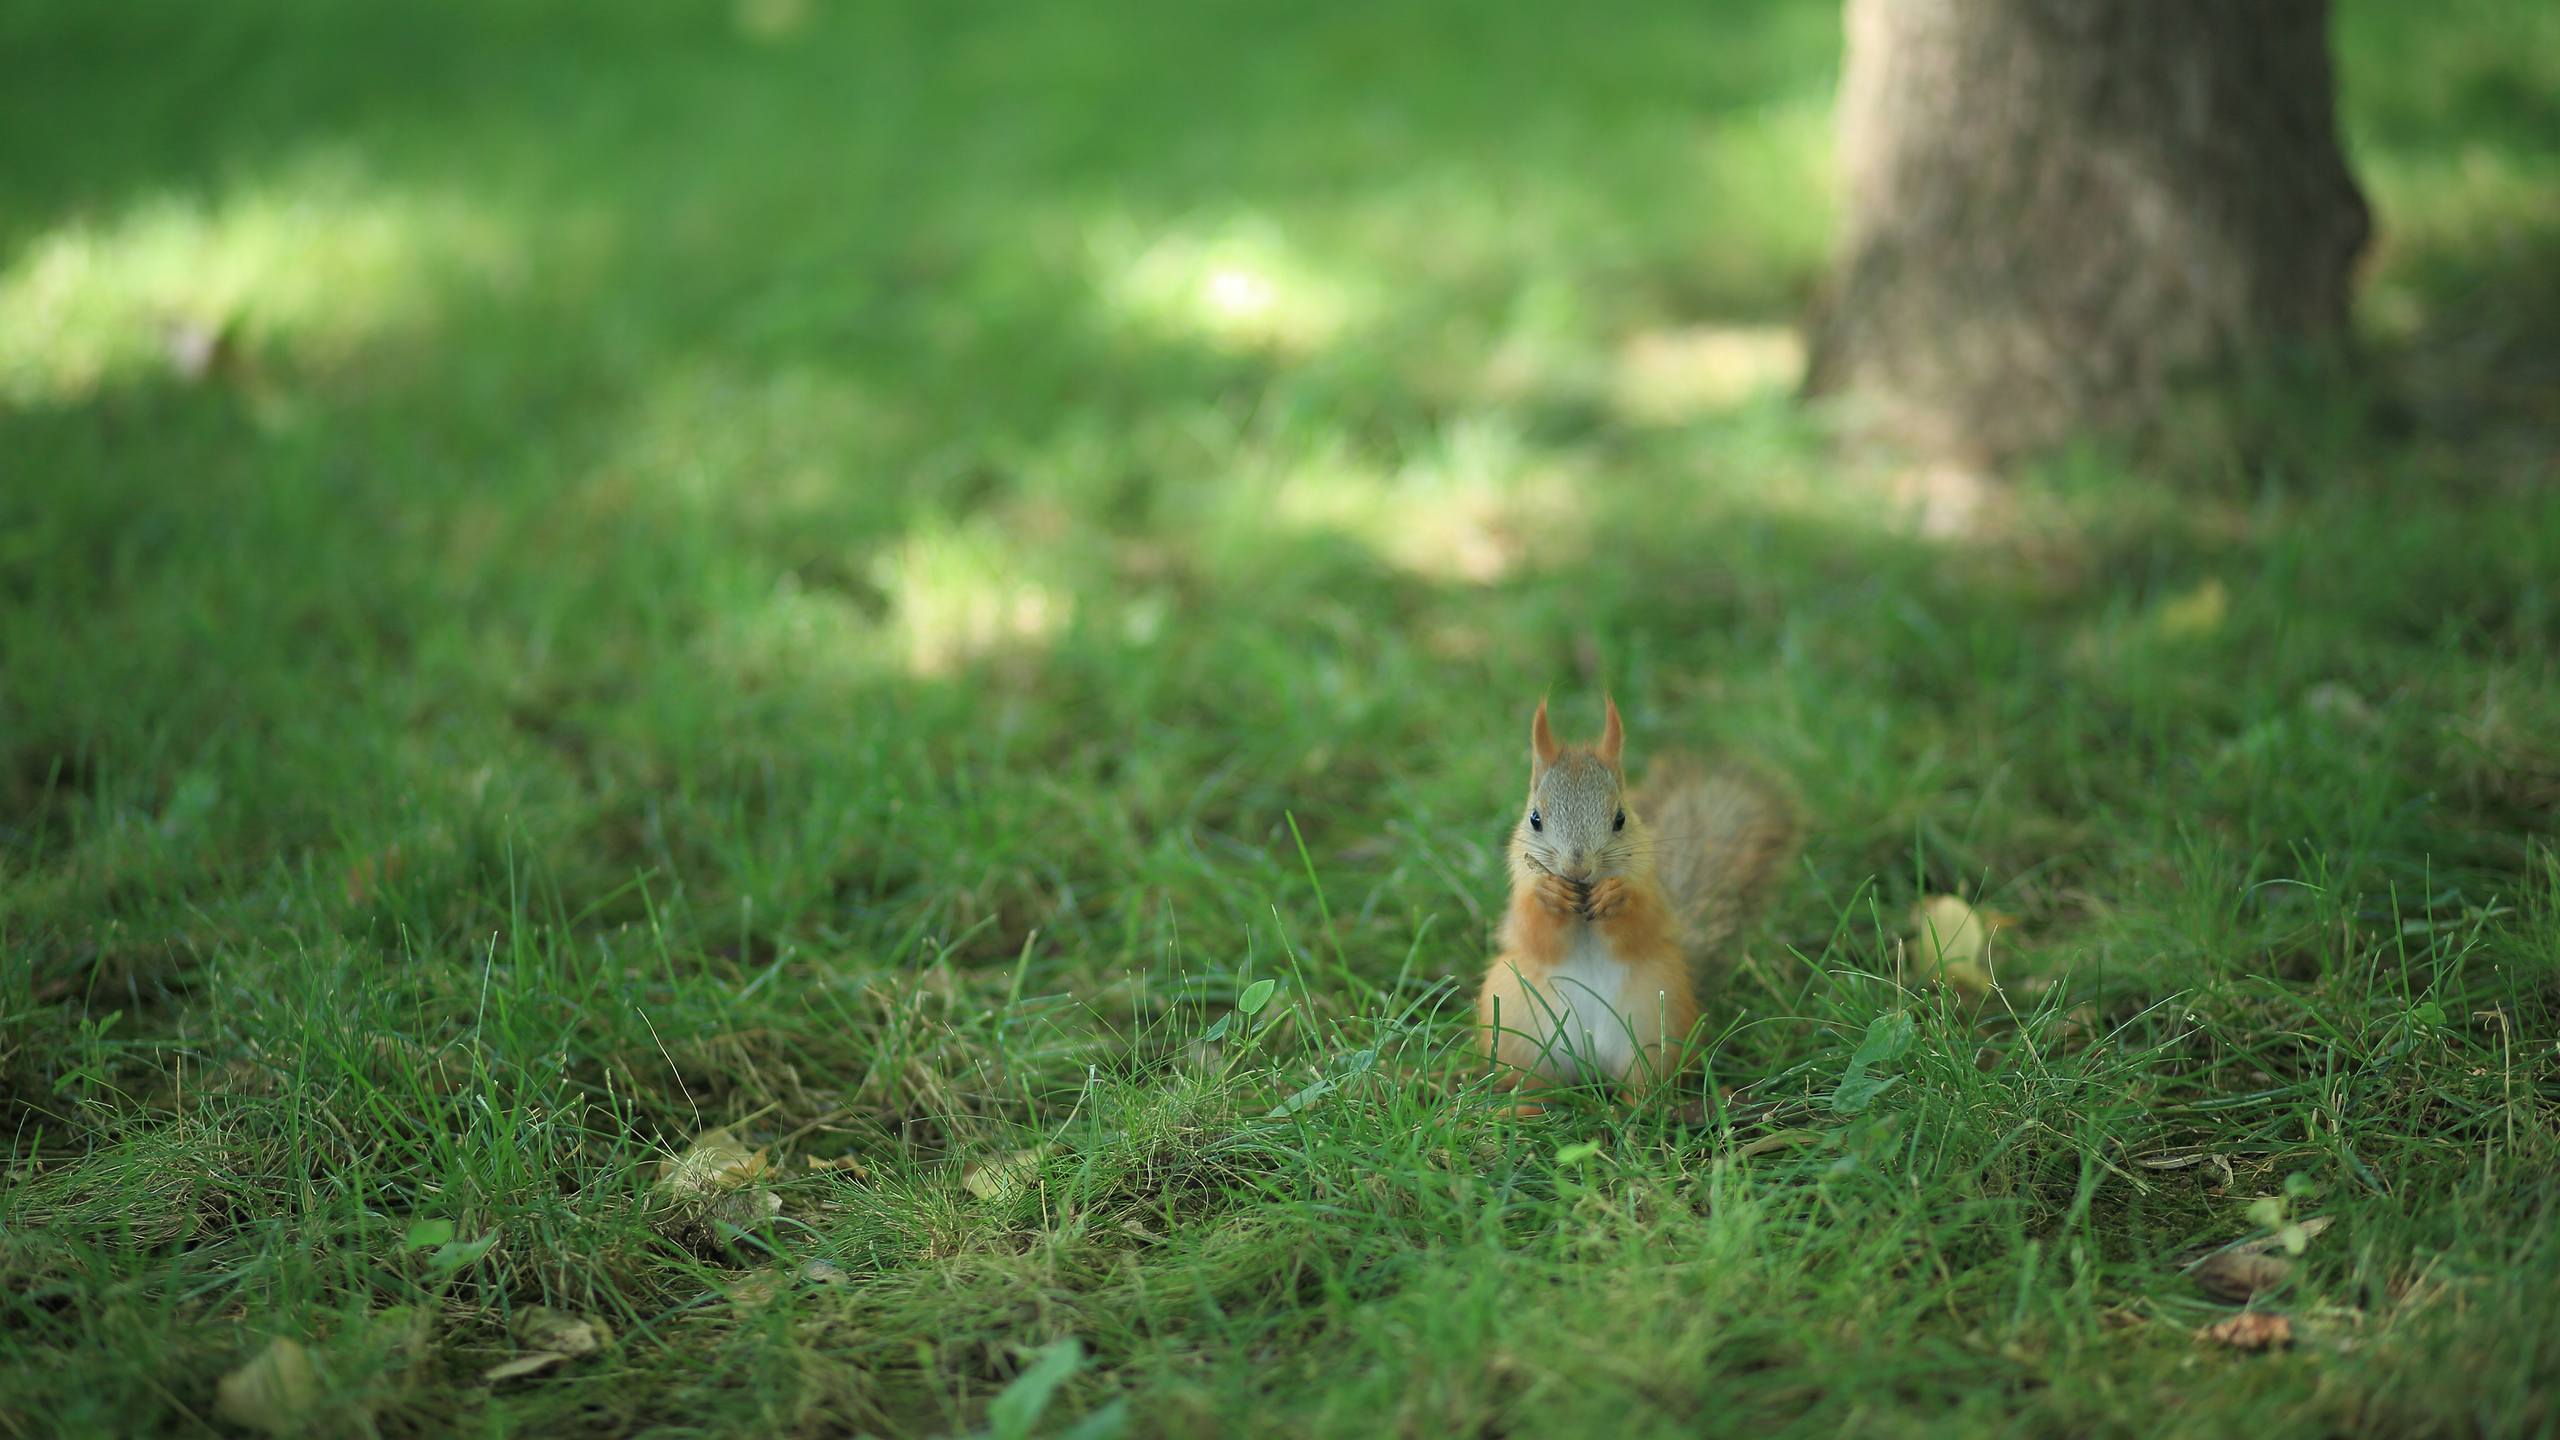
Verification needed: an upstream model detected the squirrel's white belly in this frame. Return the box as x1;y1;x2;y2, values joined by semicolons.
1520;927;1666;1084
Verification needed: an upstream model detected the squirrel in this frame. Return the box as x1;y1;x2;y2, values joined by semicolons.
1476;696;1799;1111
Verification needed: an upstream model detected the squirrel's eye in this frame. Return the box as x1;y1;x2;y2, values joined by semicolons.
1613;809;1626;831
1529;810;1542;832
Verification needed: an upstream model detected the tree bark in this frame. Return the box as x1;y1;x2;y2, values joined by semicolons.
1803;0;2372;461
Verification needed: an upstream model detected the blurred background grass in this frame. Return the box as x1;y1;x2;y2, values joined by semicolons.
2;1;2556;1435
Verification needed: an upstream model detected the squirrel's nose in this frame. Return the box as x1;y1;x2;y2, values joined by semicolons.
1568;849;1589;872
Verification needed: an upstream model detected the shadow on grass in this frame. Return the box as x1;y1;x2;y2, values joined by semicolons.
2;0;2555;1327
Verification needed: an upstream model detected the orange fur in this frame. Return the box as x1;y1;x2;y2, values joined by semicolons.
1476;699;1798;1114
1478;872;1695;1111
1477;702;1702;1110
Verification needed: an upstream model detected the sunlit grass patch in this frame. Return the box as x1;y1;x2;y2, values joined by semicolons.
2;0;2557;1435
1610;322;1804;423
1673;95;1839;291
690;516;1081;688
2354;145;2560;345
0;153;519;404
700;569;892;691
1092;214;1367;356
595;362;901;520
875;518;1076;677
1263;417;1587;585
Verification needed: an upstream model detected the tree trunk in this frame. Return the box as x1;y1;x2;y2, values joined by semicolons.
1803;0;2372;461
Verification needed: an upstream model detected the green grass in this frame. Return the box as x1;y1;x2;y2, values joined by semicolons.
5;1;2558;1434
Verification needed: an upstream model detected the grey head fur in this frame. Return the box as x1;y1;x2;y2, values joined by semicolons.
1517;697;1640;883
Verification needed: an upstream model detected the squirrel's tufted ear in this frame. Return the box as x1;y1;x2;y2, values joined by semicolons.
1530;698;1561;769
1597;695;1624;766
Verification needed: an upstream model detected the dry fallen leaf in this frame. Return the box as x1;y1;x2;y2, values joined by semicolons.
723;1272;786;1310
484;1351;572;1384
961;1145;1051;1204
1909;894;2017;997
512;1306;610;1358
651;1126;783;1247
485;1307;611;1384
2198;1311;2293;1350
2192;1250;2295;1301
806;1155;871;1179
2155;577;2231;639
656;1128;773;1200
216;1338;322;1435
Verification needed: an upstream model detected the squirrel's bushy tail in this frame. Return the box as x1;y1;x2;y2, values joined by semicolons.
1632;756;1800;989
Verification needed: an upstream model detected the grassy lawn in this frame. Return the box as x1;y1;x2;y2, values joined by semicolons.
5;1;2557;1434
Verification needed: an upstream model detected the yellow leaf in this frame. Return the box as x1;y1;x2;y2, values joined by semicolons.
1908;894;2016;997
510;1306;610;1358
2196;1311;2292;1351
484;1351;571;1383
723;1272;786;1310
961;1145;1050;1204
215;1338;322;1435
2191;1250;2294;1301
650;1127;784;1247
2154;577;2229;639
655;1127;773;1202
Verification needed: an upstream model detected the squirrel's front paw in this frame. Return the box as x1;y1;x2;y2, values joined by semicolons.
1583;877;1630;920
1534;873;1582;916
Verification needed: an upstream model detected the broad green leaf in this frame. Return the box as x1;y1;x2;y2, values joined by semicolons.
1266;1048;1377;1118
401;1218;455;1252
214;1338;321;1436
1058;1397;1131;1440
1851;1012;1917;1067
1236;979;1277;1016
1829;1012;1915;1114
1268;1077;1334;1118
987;1338;1084;1440
1829;1073;1900;1114
430;1232;499;1272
